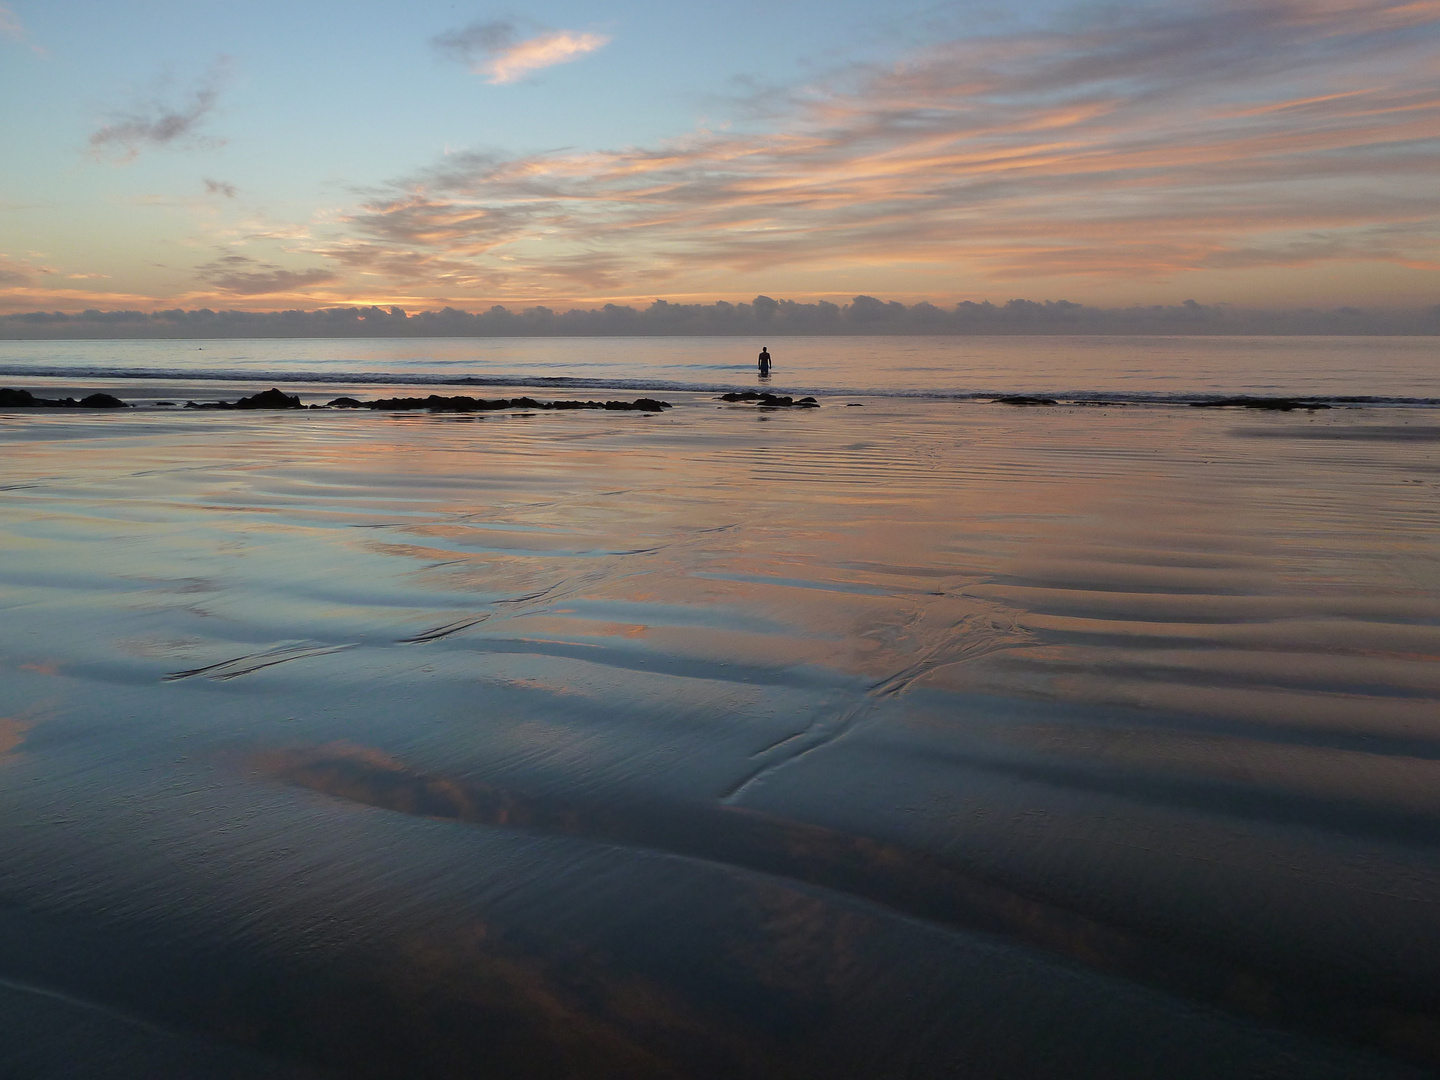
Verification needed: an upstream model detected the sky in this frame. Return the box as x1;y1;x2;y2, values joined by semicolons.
2;0;1439;314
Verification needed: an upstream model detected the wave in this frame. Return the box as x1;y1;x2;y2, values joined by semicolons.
2;364;1438;408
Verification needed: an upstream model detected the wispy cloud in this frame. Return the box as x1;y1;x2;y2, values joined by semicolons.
204;178;237;199
321;0;1440;301
196;253;337;295
0;259;35;287
0;4;44;55
90;57;231;163
432;20;609;84
0;253;57;286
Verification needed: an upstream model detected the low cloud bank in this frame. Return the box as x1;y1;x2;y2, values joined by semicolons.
3;297;1439;339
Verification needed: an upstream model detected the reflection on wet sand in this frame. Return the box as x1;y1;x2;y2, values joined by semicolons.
260;740;1440;1070
0;717;31;760
1;398;1438;1077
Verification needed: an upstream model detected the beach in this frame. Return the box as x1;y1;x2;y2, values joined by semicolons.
1;338;1439;1078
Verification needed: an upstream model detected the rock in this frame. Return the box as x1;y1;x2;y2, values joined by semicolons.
364;395;670;413
0;387;129;408
993;395;1058;406
0;388;39;407
178;391;670;414
190;387;304;410
718;392;816;408
232;388;304;409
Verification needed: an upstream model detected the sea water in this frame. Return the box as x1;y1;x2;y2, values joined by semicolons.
0;333;1436;402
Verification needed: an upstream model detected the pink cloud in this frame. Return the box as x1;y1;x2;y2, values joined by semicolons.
432;20;609;84
317;0;1440;305
0;4;44;55
485;30;609;84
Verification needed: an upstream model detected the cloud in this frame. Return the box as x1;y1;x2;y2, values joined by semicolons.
0;4;43;54
432;20;609;83
432;19;517;63
0;253;56;286
196;254;337;295
322;0;1440;302
204;178;237;198
4;296;1439;336
90;58;231;163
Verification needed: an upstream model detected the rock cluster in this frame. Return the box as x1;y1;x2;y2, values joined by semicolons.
718;392;819;407
3;385;673;413
0;388;128;408
186;388;305;410
332;394;671;413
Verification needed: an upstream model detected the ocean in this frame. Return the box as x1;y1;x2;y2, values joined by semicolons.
0;336;1437;1079
0;333;1436;402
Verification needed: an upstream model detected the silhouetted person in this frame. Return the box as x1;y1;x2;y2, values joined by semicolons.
758;347;772;377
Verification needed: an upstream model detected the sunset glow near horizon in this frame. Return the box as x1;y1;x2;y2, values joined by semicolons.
3;0;1439;316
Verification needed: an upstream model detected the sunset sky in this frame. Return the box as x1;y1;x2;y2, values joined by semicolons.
2;0;1439;314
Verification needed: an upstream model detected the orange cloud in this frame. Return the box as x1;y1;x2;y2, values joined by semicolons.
287;0;1436;304
15;0;1440;312
432;20;609;84
484;31;610;84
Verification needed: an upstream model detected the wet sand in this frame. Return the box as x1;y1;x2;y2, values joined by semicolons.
1;392;1438;1078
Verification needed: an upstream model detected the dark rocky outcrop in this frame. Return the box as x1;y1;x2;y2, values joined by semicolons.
7;385;672;415
718;392;819;408
992;395;1058;406
1190;397;1332;411
0;388;129;408
360;395;670;413
189;387;305;410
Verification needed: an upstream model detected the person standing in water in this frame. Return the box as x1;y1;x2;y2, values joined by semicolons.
758;346;772;377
